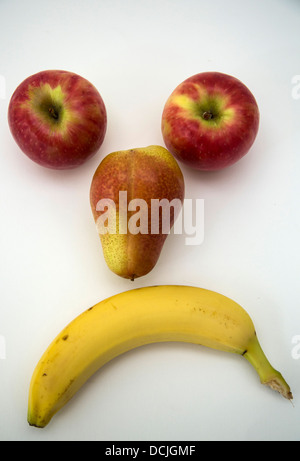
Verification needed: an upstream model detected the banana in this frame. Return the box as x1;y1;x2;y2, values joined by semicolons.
27;285;292;428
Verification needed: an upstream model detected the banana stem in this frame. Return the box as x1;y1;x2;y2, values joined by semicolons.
244;334;293;400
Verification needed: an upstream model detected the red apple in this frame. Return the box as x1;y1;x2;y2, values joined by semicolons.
161;72;260;171
8;70;107;169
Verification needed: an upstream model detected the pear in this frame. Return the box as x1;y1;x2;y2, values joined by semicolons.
90;145;185;280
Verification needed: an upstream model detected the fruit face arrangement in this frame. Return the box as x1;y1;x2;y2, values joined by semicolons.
161;72;260;171
8;70;107;169
7;70;292;429
90;145;185;280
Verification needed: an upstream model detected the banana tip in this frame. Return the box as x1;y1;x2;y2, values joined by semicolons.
264;378;293;401
28;422;45;429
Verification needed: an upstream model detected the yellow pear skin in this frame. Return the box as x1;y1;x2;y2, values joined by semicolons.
90;145;185;280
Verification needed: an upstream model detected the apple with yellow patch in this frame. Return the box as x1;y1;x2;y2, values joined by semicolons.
8;70;107;169
161;72;260;171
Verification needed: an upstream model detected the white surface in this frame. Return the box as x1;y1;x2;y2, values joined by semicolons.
0;0;299;441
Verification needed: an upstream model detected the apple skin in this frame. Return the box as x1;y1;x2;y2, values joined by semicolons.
161;72;260;171
90;145;185;280
8;70;107;169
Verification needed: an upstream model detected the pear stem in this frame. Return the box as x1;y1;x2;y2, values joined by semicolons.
243;335;293;400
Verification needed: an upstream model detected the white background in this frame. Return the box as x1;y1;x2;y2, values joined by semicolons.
0;0;299;441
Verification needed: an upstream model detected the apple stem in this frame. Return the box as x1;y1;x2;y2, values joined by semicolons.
202;111;213;120
48;106;59;120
